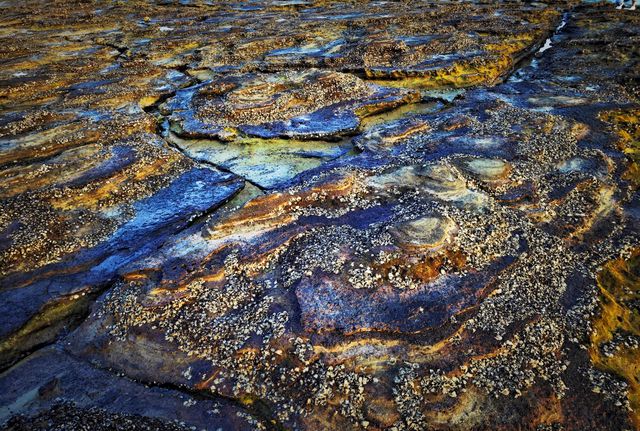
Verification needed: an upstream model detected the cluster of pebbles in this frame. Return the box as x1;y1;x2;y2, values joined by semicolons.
0;1;639;431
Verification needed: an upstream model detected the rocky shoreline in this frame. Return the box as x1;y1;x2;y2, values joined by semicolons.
1;1;639;430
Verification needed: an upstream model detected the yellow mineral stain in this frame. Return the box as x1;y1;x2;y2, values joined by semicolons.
590;249;640;428
599;109;640;188
53;153;181;211
0;292;93;368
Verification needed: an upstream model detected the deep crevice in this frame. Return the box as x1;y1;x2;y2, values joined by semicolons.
142;91;176;115
94;40;130;61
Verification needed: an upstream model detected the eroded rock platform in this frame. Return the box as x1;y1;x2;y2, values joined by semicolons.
1;1;639;430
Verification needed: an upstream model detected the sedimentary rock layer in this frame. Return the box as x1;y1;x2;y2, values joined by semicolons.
0;1;639;431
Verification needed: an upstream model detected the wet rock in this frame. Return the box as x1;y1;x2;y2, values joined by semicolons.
167;133;351;190
390;215;456;251
462;158;510;182
3;403;194;431
0;348;263;430
588;250;640;418
354;114;433;153
0;1;639;431
0;129;243;368
166;69;419;141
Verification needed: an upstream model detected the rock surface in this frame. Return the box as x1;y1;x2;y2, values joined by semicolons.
166;69;420;140
0;1;639;431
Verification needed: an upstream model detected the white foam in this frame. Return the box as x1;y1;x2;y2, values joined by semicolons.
538;39;553;53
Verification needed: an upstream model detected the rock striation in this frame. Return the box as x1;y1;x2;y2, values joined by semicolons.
0;1;639;431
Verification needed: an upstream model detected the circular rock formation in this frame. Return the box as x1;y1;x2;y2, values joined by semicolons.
390;215;456;251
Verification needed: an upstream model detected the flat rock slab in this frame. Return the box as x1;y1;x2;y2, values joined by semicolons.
163;69;421;189
0;127;243;368
1;1;640;431
0;347;263;430
166;69;419;140
61;6;640;430
168;133;352;189
0;1;560;102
